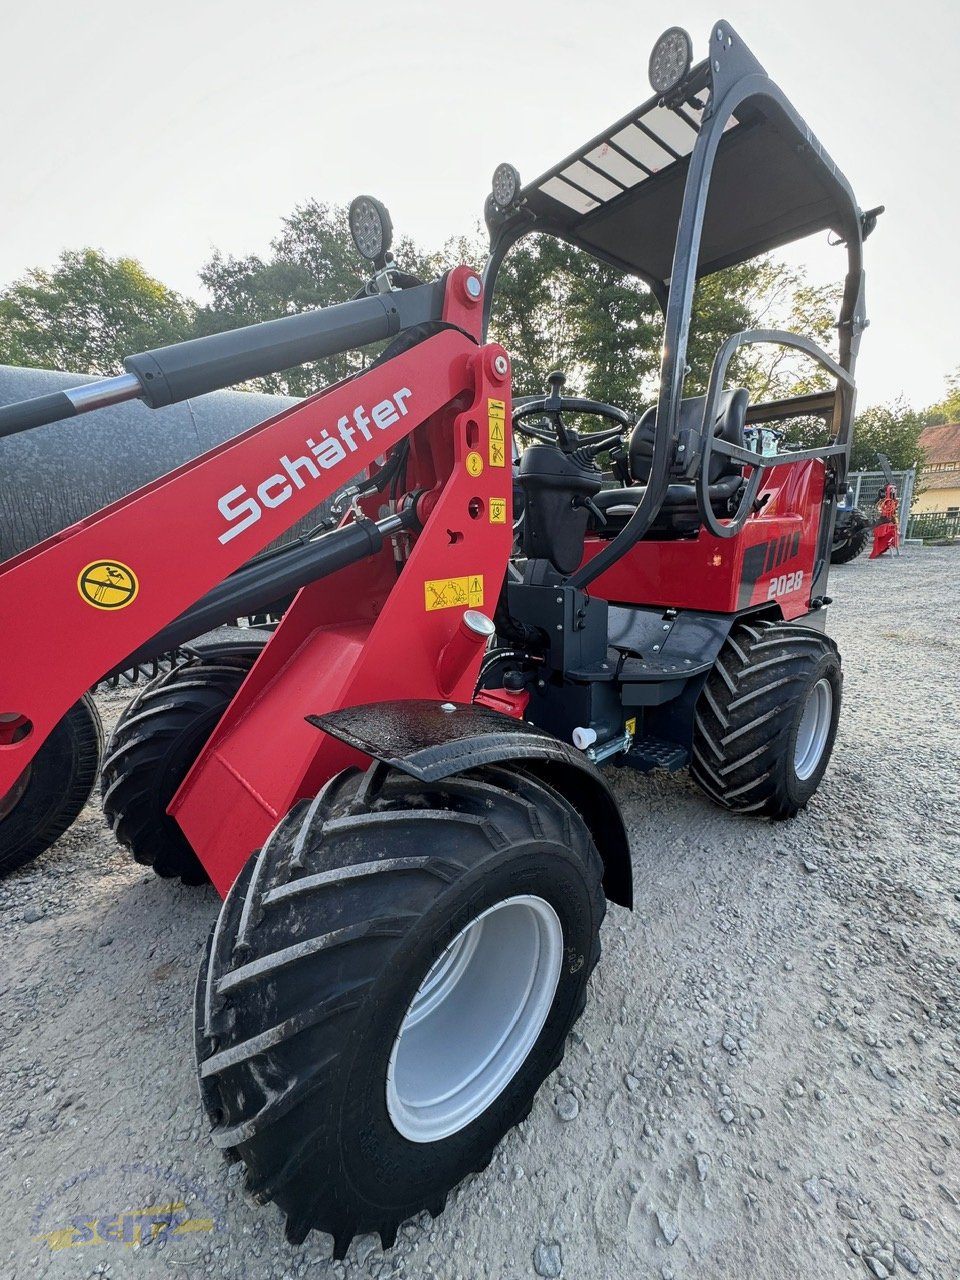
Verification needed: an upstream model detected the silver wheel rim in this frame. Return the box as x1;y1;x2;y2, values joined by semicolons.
794;678;833;781
386;894;564;1143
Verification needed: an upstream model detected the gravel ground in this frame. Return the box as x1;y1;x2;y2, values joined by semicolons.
1;545;958;1280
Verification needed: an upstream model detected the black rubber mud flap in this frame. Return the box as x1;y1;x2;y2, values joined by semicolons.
308;699;632;909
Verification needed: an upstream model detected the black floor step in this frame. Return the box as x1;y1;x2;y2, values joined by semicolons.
621;735;690;773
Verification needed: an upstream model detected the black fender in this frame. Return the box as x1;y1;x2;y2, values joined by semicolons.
309;699;632;909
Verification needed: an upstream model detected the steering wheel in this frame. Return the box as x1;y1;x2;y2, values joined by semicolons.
512;371;633;456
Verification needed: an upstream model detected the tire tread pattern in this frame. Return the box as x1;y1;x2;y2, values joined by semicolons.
691;619;841;819
0;693;103;875
100;655;255;883
196;763;605;1256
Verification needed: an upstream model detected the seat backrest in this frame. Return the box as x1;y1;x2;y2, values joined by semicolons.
630;388;749;486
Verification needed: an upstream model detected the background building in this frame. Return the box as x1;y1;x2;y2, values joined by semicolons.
915;423;960;515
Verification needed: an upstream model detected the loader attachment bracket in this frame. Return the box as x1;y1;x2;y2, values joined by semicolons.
309;699;633;908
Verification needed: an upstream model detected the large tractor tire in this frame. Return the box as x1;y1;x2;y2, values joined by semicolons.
195;762;605;1254
101;649;261;885
691;619;842;819
0;694;103;876
830;516;871;564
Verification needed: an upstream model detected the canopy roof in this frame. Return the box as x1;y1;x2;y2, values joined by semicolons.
517;68;862;290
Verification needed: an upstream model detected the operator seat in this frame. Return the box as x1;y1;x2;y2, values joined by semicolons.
591;388;749;538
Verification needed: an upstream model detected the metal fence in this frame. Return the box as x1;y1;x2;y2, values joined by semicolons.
906;509;960;540
846;467;916;539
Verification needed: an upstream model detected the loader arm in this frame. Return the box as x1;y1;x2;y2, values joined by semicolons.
0;268;511;854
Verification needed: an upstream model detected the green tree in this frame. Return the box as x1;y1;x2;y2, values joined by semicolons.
849;399;927;473
195;210;844;412
0;248;194;375
688;260;840;400
0;207;846;416
489;239;840;415
923;366;960;425
194;200;445;397
487;235;661;410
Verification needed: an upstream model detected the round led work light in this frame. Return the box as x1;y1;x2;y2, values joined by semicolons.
648;26;693;97
348;195;393;262
491;162;522;212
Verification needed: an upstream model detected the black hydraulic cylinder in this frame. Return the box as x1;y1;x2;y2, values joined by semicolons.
105;509;414;679
0;281;445;438
125;293;401;409
0;391;79;438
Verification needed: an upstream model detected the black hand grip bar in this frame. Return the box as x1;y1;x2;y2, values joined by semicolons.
696;328;854;540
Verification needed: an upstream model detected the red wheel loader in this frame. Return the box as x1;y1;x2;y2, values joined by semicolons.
0;19;880;1254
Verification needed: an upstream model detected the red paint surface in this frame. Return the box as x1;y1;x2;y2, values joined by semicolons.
580;460;825;617
0;273;514;894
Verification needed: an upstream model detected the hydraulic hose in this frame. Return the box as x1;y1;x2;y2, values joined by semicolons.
103;507;417;680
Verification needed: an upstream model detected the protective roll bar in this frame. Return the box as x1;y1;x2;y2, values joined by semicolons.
0;282;445;440
565;76;729;591
499;22;867;593
694;328;855;539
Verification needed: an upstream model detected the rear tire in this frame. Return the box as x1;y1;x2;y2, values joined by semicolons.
691;620;842;818
0;694;103;876
830;521;871;564
101;652;258;884
195;763;605;1254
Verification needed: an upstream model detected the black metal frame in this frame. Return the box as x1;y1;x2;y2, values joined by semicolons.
482;19;870;598
694;328;855;538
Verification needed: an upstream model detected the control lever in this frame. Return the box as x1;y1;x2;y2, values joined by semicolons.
574;494;607;526
544;371;571;449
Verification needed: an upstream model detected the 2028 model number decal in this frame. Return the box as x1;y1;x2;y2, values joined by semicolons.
737;530;804;608
767;569;804;600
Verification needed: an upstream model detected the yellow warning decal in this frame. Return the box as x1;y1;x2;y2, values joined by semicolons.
625;717;637;738
466;451;484;477
488;398;506;467
77;560;139;610
489;498;507;524
424;575;484;611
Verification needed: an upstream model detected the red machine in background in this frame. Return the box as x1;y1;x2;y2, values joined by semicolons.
870;472;901;558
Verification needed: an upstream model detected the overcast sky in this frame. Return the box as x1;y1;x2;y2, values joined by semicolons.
3;0;957;409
